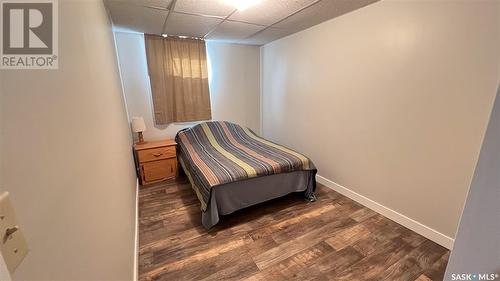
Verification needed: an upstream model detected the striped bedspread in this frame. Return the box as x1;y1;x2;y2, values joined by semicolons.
175;121;316;211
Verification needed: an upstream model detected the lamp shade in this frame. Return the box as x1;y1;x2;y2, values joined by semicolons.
131;117;146;133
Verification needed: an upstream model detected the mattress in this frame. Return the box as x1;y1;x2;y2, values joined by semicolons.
176;121;317;228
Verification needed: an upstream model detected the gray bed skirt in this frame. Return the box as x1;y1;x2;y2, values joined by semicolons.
201;170;316;229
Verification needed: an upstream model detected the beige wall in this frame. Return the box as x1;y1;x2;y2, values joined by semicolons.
0;1;137;280
261;0;499;239
114;33;261;141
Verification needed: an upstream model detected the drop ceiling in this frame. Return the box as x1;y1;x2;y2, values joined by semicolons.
105;0;379;45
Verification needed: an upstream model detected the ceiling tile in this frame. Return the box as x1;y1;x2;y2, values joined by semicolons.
229;0;317;26
274;0;379;33
242;27;291;45
108;0;172;9
107;1;168;34
174;0;235;17
105;0;380;45
206;21;265;41
165;13;223;38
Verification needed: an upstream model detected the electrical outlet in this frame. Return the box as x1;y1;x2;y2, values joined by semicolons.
0;192;28;273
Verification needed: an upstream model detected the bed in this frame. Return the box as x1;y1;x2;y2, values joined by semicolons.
175;121;317;229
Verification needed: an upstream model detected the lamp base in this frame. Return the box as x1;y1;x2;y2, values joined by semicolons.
137;132;145;145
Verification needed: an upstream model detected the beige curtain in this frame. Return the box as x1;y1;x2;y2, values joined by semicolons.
144;35;212;125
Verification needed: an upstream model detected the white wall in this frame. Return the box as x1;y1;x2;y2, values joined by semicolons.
261;0;499;243
206;41;261;133
445;87;500;277
114;32;261;141
0;1;137;280
0;256;10;281
0;49;7;281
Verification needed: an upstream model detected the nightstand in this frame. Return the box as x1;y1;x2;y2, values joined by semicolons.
134;139;177;185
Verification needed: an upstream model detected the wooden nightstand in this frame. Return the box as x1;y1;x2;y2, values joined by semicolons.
134;139;177;185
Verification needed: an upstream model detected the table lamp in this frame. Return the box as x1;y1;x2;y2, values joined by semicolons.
131;117;146;144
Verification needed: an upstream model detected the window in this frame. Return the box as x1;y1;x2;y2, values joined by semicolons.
144;35;211;125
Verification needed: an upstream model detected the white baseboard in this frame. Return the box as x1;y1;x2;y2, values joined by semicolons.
316;175;454;249
133;179;139;281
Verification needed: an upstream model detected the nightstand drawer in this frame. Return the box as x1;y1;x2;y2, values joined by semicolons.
141;158;177;182
137;146;176;163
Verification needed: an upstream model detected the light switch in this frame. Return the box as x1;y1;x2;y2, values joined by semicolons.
0;192;28;273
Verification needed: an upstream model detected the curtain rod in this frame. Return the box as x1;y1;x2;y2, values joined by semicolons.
160;34;205;41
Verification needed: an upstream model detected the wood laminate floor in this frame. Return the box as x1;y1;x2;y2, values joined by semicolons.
139;176;449;281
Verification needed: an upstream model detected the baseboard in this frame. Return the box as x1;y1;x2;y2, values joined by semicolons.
316;175;454;249
133;179;139;281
